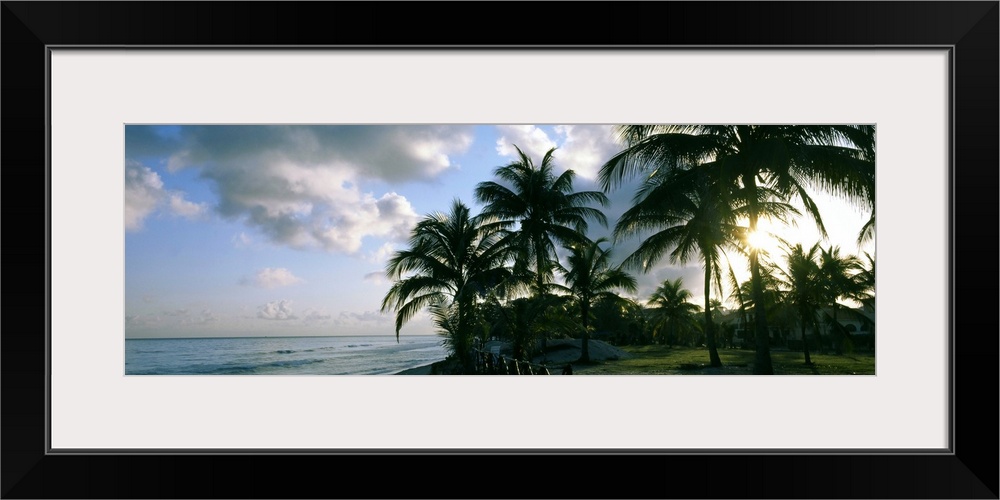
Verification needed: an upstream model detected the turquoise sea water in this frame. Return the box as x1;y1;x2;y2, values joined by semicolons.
124;335;448;375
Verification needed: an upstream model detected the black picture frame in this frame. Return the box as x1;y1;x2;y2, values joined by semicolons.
3;2;997;498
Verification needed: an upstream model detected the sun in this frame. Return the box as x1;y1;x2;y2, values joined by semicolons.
746;230;773;252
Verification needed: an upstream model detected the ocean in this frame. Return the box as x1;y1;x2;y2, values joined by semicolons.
124;335;449;375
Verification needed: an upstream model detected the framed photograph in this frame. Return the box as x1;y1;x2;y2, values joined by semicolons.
4;2;996;498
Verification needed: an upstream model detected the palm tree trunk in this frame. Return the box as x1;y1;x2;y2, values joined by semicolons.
812;320;823;361
738;306;749;348
457;299;471;374
704;263;722;367
535;235;548;360
832;306;842;355
746;175;774;375
749;253;773;374
579;300;590;363
801;321;812;365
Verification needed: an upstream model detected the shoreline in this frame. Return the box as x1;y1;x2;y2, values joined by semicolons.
394;362;437;375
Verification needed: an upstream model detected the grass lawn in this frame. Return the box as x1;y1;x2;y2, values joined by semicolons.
574;345;876;375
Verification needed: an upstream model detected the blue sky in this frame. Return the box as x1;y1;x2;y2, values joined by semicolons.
124;125;874;338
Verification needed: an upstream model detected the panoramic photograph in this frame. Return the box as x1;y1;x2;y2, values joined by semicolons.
124;124;875;375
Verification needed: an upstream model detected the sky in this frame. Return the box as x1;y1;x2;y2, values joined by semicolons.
124;125;874;338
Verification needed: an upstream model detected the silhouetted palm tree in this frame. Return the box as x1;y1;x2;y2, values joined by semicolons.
474;145;608;353
729;265;784;349
647;278;701;346
591;295;647;345
775;242;824;365
553;237;638;363
858;210;876;245
613;165;797;367
381;199;513;372
853;251;875;312
488;295;574;361
600;125;875;374
849;251;876;343
818;245;864;354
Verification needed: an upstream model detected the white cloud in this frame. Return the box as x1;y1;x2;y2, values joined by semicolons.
241;268;304;289
406;131;473;177
168;193;208;218
124;313;161;327
232;232;253;248
178;309;217;325
366;242;397;264
495;125;558;161
124;160;164;231
493;125;622;180
198;309;217;323
336;310;390;324
257;300;297;320
308;191;419;254
125;125;475;254
166;150;190;173
303;309;332;322
145;124;472;183
551;125;621;179
124;159;208;231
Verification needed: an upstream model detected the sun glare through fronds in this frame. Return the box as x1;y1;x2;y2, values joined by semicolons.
746;230;766;249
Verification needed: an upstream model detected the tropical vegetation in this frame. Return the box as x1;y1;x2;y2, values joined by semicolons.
598;125;875;374
473;146;609;357
380;125;876;375
380;199;513;373
552;237;637;363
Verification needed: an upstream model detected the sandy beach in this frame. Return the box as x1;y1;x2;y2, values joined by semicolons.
395;363;435;375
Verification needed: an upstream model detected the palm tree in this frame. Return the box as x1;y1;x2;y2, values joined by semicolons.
850;251;876;345
775;242;824;365
488;295;568;362
614;168;736;365
647;278;701;347
474;145;609;353
553;237;638;363
728;264;784;349
853;251;875;312
380;199;513;372
858;210;876;245
818;245;864;354
427;301;476;367
612;165;797;367
599;125;875;374
591;295;647;345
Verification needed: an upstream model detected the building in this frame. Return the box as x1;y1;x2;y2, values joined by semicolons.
720;306;875;351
